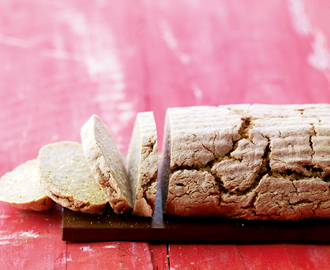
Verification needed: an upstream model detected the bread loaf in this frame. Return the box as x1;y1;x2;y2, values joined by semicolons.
81;115;133;214
161;105;330;220
127;112;158;217
0;159;55;211
38;141;108;214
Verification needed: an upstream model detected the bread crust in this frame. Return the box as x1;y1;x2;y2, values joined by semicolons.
127;111;158;217
81;115;132;214
161;105;330;220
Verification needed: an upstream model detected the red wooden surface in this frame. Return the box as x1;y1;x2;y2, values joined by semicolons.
1;0;330;269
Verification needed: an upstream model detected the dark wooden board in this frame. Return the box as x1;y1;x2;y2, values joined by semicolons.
62;204;330;242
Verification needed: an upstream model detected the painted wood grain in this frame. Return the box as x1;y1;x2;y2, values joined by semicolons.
145;0;330;147
0;204;66;269
66;242;154;270
0;0;156;269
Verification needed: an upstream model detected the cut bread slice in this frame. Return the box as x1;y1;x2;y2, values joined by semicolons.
0;159;55;211
38;141;108;214
127;111;158;217
81;115;133;214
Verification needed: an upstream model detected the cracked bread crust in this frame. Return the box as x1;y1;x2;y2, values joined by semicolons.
81;115;133;214
253;176;330;220
169;106;243;169
162;104;330;220
165;170;221;216
38;142;108;214
127;112;158;217
0;159;55;211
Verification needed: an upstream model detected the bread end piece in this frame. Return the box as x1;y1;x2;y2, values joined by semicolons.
0;159;55;211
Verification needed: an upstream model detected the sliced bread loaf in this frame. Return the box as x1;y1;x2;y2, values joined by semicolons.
0;159;55;211
38;141;108;214
81;115;133;214
127;111;158;217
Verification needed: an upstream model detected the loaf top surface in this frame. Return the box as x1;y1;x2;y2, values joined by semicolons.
165;106;244;169
166;105;330;174
0;159;49;203
224;103;330;119
38;141;107;206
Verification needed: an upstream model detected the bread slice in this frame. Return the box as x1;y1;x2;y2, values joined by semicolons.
127;112;158;217
38;141;108;214
81;115;133;214
0;159;55;211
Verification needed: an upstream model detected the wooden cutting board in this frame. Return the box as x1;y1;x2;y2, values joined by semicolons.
62;154;330;243
62;204;330;242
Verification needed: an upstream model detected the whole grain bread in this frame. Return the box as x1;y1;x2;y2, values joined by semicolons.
38;141;108;214
81;115;133;214
161;104;330;220
127;111;158;217
0;159;55;211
